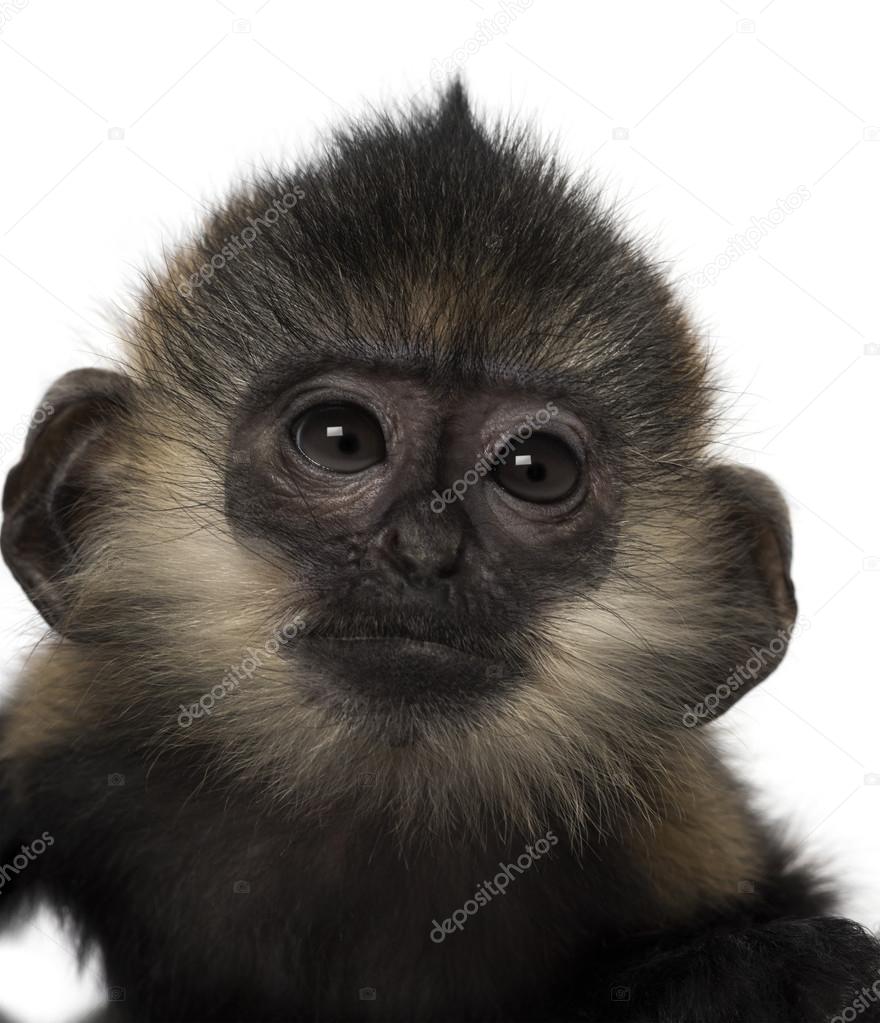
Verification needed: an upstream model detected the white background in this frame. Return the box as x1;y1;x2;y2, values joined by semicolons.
0;1;878;1019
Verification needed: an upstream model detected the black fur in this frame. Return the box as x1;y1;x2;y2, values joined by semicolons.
5;734;879;1022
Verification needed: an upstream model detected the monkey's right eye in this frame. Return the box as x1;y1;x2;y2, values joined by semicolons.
292;403;386;473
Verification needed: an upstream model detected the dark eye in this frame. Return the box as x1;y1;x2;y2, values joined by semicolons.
492;433;581;504
293;403;386;473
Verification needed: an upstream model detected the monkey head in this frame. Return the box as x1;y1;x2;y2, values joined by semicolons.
1;84;796;840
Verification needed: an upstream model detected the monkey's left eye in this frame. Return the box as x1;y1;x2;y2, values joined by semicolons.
293;403;386;473
491;432;581;504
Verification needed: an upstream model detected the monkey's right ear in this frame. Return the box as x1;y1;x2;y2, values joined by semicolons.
1;369;131;634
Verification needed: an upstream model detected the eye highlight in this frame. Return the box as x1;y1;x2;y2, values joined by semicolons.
293;403;386;473
492;432;581;504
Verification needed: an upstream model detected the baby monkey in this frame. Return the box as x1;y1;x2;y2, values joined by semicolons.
1;83;878;1022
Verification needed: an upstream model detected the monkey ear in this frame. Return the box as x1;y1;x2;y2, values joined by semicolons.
1;369;131;634
700;464;797;718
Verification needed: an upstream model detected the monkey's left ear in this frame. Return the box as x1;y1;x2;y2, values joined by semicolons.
701;464;797;716
1;369;131;634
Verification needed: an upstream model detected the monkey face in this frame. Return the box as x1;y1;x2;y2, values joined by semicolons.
0;85;796;831
225;366;616;727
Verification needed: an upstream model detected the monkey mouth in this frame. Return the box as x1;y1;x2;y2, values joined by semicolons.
294;634;509;712
305;634;480;655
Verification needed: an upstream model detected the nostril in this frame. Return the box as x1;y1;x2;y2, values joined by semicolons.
377;527;409;571
374;520;463;586
375;527;415;578
433;550;460;580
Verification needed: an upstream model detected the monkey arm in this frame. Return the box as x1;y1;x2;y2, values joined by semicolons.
0;729;30;925
574;914;880;1023
546;814;880;1023
0;723;45;1023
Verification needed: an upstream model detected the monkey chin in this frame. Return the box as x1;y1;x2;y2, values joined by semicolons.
293;636;508;735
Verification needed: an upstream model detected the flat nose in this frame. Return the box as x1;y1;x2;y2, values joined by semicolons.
373;504;464;590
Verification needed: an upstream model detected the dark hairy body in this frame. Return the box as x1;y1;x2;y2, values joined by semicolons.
1;83;878;1021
